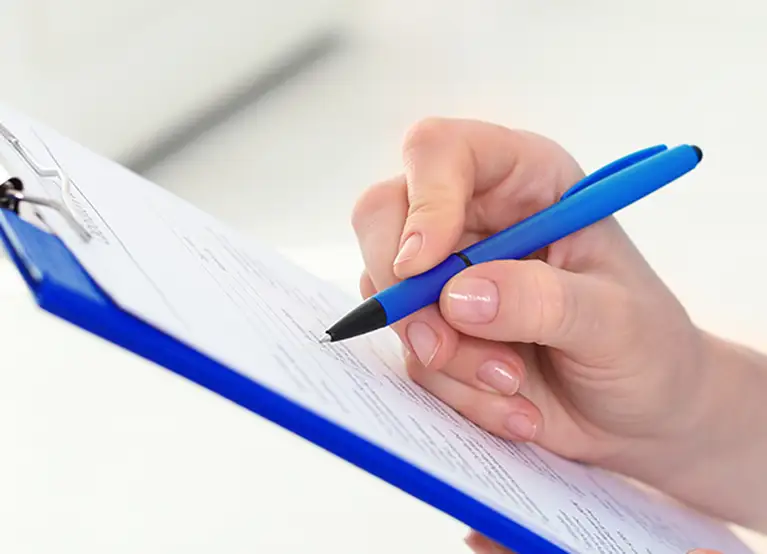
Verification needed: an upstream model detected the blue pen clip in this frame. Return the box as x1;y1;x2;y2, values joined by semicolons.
560;144;668;201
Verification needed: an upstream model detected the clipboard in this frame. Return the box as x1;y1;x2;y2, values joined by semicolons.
0;115;757;554
0;127;569;553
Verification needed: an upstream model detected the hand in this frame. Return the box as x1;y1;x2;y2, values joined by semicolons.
352;117;715;486
464;530;722;554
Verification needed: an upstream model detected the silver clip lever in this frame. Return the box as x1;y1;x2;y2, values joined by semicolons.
0;122;90;241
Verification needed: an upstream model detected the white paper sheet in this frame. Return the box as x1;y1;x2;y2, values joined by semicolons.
0;104;753;554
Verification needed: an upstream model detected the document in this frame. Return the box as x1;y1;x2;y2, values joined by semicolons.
0;104;752;554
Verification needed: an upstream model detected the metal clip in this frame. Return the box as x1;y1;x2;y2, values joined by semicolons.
0;122;90;241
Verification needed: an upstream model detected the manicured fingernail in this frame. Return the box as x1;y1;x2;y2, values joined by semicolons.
446;277;499;323
477;361;520;395
406;321;438;367
394;233;422;266
505;413;538;440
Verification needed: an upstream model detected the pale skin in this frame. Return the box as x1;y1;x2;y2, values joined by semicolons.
350;118;767;553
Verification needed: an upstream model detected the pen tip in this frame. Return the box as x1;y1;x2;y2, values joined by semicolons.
319;333;332;344
692;145;703;162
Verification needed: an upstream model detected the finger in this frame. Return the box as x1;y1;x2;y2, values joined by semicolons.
465;530;514;553
440;258;631;358
359;270;375;299
394;117;584;278
352;186;459;369
420;333;527;397
395;119;473;277
372;261;534;399
364;269;452;368
380;266;533;398
406;338;560;436
407;352;542;442
688;550;723;554
406;340;593;458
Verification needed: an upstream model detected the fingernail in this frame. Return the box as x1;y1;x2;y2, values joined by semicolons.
446;277;499;323
477;361;520;396
406;321;439;367
505;413;538;440
394;233;422;266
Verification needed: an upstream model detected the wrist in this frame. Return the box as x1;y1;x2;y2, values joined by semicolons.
622;330;767;528
601;327;717;486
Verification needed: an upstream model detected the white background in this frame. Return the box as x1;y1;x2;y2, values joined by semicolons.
3;0;767;552
0;0;348;163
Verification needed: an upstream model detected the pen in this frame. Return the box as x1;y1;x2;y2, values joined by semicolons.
321;143;703;343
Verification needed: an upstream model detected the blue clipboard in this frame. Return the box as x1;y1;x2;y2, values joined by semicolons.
0;207;569;553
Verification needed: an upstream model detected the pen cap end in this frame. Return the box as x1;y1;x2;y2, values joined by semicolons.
691;145;703;162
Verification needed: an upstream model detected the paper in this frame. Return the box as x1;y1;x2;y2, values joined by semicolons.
0;104;753;554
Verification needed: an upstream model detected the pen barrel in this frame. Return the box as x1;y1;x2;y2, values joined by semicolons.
376;254;468;324
463;144;700;265
372;144;699;328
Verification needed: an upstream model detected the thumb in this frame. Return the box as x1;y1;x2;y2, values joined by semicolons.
393;118;474;278
440;259;629;355
688;551;723;554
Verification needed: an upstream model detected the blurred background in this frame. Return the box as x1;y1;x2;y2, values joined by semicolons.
3;0;767;552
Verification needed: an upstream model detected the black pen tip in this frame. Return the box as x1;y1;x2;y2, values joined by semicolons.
319;333;333;344
692;145;703;162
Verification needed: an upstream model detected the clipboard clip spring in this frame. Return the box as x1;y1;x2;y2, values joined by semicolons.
0;178;89;241
0;123;90;241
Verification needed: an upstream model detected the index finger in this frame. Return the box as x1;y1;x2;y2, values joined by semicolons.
394;117;582;279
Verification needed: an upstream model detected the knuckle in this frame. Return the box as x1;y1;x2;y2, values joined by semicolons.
402;117;448;155
350;178;401;235
406;190;459;219
358;271;375;299
527;260;572;341
609;287;644;348
405;181;466;225
401;117;456;179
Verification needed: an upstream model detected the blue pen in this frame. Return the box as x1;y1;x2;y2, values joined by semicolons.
322;143;702;343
